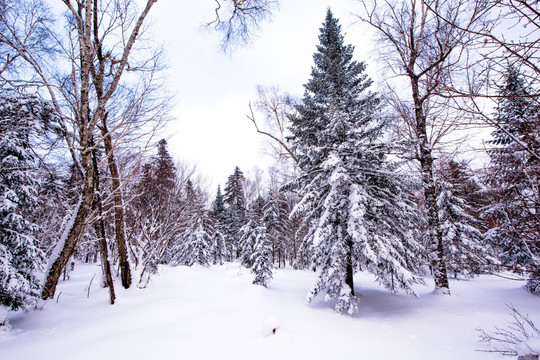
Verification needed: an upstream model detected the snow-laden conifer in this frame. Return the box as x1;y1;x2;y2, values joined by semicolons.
287;9;425;314
0;94;52;312
183;216;212;267
239;217;259;268
437;182;492;278
250;226;273;287
223;167;247;260
263;189;290;267
485;66;540;293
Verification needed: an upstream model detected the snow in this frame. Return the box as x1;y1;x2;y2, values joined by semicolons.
1;263;539;360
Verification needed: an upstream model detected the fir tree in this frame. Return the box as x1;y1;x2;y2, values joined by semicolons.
251;195;266;222
250;226;273;287
223;166;247;260
209;186;226;265
209;229;226;266
155;139;176;192
486;66;540;293
435;160;494;278
239;215;259;268
287;9;425;314
183;216;212;267
0;94;52;312
263;189;290;267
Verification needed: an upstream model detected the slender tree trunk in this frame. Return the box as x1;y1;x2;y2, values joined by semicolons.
100;119;131;289
346;237;355;296
42;152;95;300
92;146;116;304
411;76;450;293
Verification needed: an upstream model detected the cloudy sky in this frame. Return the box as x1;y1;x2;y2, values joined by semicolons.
147;0;372;188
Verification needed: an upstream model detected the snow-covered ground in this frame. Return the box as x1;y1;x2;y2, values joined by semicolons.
1;263;538;360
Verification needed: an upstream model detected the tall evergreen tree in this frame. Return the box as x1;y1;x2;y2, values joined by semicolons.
239;211;259;268
209;186;226;265
223;166;247;260
0;94;52;313
436;160;494;278
486;66;540;293
287;9;425;314
263;189;290;267
250;226;273;287
183;215;212;267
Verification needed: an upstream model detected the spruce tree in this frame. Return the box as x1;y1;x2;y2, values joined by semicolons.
486;66;540;293
0;94;52;312
250;226;273;287
287;9;425;314
223;166;247;260
183;216;212;267
263;189;290;267
209;186;226;265
239;215;259;268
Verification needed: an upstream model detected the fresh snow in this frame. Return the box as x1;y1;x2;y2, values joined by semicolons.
1;263;539;360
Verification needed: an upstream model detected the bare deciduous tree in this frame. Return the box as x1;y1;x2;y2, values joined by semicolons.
247;85;298;164
208;0;279;51
357;0;487;293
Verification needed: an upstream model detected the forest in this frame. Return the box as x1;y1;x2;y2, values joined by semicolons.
0;1;539;359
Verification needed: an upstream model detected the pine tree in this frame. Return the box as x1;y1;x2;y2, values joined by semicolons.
287;9;425;314
209;186;226;265
128;140;184;282
0;94;52;312
183;216;212;267
486;66;540;293
250;226;273;287
435;160;494;278
239;215;259;268
263;189;290;267
209;229;226;266
155;139;176;192
251;195;266;222
223;166;247;260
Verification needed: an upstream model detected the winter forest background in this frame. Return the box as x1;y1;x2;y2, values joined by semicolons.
0;0;539;359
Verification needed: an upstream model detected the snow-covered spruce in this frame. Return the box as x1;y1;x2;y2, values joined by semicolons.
286;9;426;315
250;226;273;287
263;189;291;268
183;216;213;267
239;217;259;268
0;94;52;314
485;66;540;293
222;166;247;261
436;166;495;278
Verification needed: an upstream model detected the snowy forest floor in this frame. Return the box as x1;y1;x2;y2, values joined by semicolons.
1;263;538;360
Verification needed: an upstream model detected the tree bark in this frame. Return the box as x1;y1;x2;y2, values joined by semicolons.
346;237;355;296
92;146;116;304
100;119;131;289
411;75;450;293
42;152;95;300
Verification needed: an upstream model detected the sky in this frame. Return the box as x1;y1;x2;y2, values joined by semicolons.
147;0;372;189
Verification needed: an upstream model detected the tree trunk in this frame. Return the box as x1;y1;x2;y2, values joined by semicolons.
411;75;450;293
346;237;355;296
92;147;116;304
42;152;95;300
100;119;131;289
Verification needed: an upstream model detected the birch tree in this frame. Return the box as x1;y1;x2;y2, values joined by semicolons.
358;0;486;293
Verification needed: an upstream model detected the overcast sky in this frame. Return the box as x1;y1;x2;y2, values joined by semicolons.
147;0;372;189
